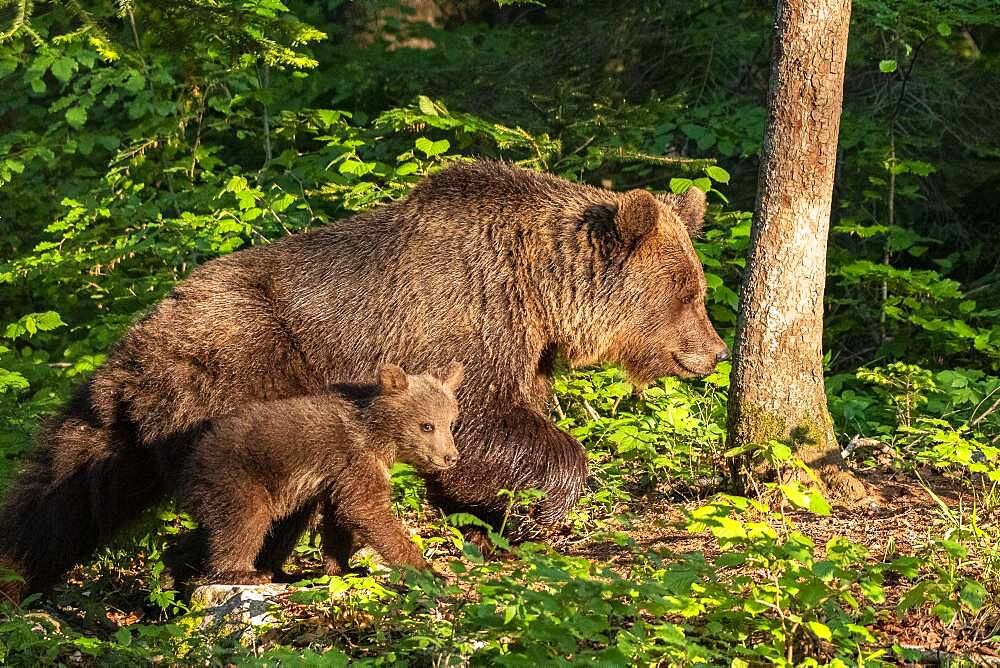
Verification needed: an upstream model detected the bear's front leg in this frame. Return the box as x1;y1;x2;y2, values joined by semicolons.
426;404;588;535
334;493;428;571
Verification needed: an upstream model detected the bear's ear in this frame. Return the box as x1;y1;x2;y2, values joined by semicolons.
614;190;660;243
661;187;707;237
377;364;409;394
434;360;464;392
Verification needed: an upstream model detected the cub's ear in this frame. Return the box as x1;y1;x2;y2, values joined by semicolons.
434;360;464;392
376;364;409;394
614;190;660;243
660;187;707;237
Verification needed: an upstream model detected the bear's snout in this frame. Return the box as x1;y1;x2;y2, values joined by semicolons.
439;440;460;466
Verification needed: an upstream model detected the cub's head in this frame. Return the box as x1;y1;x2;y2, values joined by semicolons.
570;187;729;386
375;362;463;472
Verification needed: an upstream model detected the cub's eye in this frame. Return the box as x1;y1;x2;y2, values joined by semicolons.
420;423;435;433
681;294;695;305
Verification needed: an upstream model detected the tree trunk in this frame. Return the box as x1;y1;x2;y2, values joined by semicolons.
727;0;867;504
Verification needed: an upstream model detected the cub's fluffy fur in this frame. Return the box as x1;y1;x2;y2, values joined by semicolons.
175;363;462;584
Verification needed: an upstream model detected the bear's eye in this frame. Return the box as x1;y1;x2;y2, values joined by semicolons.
681;294;695;305
420;423;435;433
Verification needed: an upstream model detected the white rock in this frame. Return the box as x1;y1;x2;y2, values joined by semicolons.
188;583;289;644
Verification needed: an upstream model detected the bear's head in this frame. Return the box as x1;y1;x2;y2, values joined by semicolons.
568;187;729;386
374;362;463;472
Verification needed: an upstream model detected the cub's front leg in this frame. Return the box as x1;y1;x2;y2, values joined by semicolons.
332;480;428;571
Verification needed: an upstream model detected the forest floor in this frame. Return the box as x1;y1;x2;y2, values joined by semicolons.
548;470;1000;664
26;469;1000;665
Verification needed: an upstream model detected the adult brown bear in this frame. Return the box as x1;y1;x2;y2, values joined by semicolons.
0;161;727;598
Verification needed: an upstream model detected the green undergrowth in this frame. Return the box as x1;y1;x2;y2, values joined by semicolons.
1;361;998;666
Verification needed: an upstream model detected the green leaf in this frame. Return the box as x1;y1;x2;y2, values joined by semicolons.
960;580;987;612
655;622;686;645
339;159;365;175
898;582;929;613
669;177;693;194
808;490;832;516
604;381;633;398
226;175;249;193
860;579;885;604
447;512;491;529
708;516;746;539
503;604;517;624
396;161;419;176
806;620;832;641
417;95;439;116
680;123;706;140
50;57;76;83
705;165;730;183
768;441;792;462
0;369;29;394
879;60;897;74
936;22;951;37
779;483;831;515
124;72;146;93
66;106;88;128
889;556;920;578
271;194;296;212
415;137;450;158
114;628;132;646
34;311;66;331
461;540;484;563
932;600;958;624
939;539;966;558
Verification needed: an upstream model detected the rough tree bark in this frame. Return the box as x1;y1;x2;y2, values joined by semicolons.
727;0;867;503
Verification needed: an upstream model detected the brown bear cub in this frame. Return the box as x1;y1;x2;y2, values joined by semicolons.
177;362;462;584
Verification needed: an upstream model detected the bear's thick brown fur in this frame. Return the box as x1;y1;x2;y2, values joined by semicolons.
175;363;461;584
0;161;727;600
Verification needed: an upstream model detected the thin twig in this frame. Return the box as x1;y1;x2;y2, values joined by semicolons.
970;392;1000;428
889;35;931;125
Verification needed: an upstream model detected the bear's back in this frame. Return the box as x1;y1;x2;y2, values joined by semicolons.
194;394;359;474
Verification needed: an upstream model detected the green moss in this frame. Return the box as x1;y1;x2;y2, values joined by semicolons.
730;404;834;450
729;404;786;448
